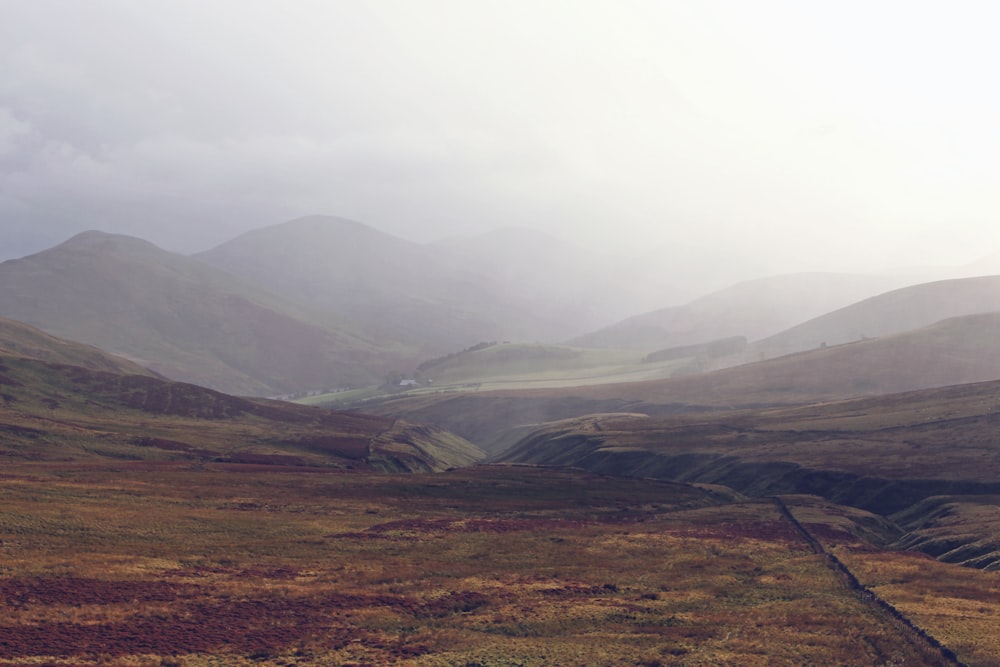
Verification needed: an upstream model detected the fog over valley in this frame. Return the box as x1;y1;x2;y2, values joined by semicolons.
7;4;1000;665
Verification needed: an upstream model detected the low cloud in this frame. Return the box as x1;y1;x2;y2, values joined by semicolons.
3;1;1000;275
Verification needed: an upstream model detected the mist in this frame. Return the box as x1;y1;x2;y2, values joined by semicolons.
4;1;1000;282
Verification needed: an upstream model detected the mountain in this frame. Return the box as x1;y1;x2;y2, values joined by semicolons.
0;230;392;395
366;311;1000;452
570;271;922;351
753;274;1000;360
196;216;584;355
0;335;482;471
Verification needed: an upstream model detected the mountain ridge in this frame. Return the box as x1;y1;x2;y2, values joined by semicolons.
196;215;631;352
0;229;395;395
570;271;927;351
752;274;1000;360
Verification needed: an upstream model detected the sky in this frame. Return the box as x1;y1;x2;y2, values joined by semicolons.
3;0;1000;277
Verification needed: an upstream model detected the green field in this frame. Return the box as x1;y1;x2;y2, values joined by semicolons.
302;343;700;409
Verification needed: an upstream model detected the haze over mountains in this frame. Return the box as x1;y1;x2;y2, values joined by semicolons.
2;215;1000;401
433;226;681;332
10;3;1000;660
752;274;1000;359
571;271;924;351
7;213;1000;664
197;216;583;352
0;229;390;395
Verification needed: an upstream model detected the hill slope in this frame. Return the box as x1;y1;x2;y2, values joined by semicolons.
0;345;482;471
499;379;1000;497
196;216;581;354
495;381;1000;569
571;271;921;351
754;274;1000;359
0;231;393;395
0;316;155;376
367;311;1000;452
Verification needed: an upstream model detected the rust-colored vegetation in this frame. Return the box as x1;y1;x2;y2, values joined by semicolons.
2;463;989;666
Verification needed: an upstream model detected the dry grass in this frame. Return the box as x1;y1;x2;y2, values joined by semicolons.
0;463;961;665
779;494;1000;667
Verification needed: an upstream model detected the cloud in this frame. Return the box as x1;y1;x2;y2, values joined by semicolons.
3;0;1000;274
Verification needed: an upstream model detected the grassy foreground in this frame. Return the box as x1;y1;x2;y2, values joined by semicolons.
4;463;994;665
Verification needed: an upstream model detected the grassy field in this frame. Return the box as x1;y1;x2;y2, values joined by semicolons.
784;494;1000;666
301;343;695;409
1;462;990;666
415;344;671;387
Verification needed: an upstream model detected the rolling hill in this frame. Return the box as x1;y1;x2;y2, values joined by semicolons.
496;380;1000;567
498;379;1000;506
366;311;1000;453
753;274;1000;359
0;325;482;471
0;230;395;395
570;271;922;351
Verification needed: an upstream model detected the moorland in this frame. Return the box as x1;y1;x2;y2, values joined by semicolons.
6;462;1000;666
3;217;1000;665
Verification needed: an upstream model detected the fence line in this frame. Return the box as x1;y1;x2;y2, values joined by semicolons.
772;497;967;667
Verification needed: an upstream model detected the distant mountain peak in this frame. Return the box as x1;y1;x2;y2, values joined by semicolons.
252;215;388;239
57;229;162;254
198;215;410;260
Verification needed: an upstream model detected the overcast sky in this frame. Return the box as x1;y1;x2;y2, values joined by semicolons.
3;0;1000;276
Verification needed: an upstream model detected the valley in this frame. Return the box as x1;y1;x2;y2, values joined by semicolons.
3;219;1000;664
11;2;1000;663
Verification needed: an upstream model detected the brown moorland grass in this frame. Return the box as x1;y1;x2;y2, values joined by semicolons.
0;462;966;666
782;494;1000;667
0;352;481;471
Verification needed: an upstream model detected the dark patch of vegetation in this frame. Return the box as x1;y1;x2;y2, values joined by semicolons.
643;335;747;363
416;341;499;374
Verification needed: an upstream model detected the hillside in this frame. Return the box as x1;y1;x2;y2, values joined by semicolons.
497;381;1000;567
0;346;482;471
499;379;1000;500
571;271;920;351
0;316;155;377
366;311;1000;452
0;231;393;395
196;216;586;354
753;274;1000;359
